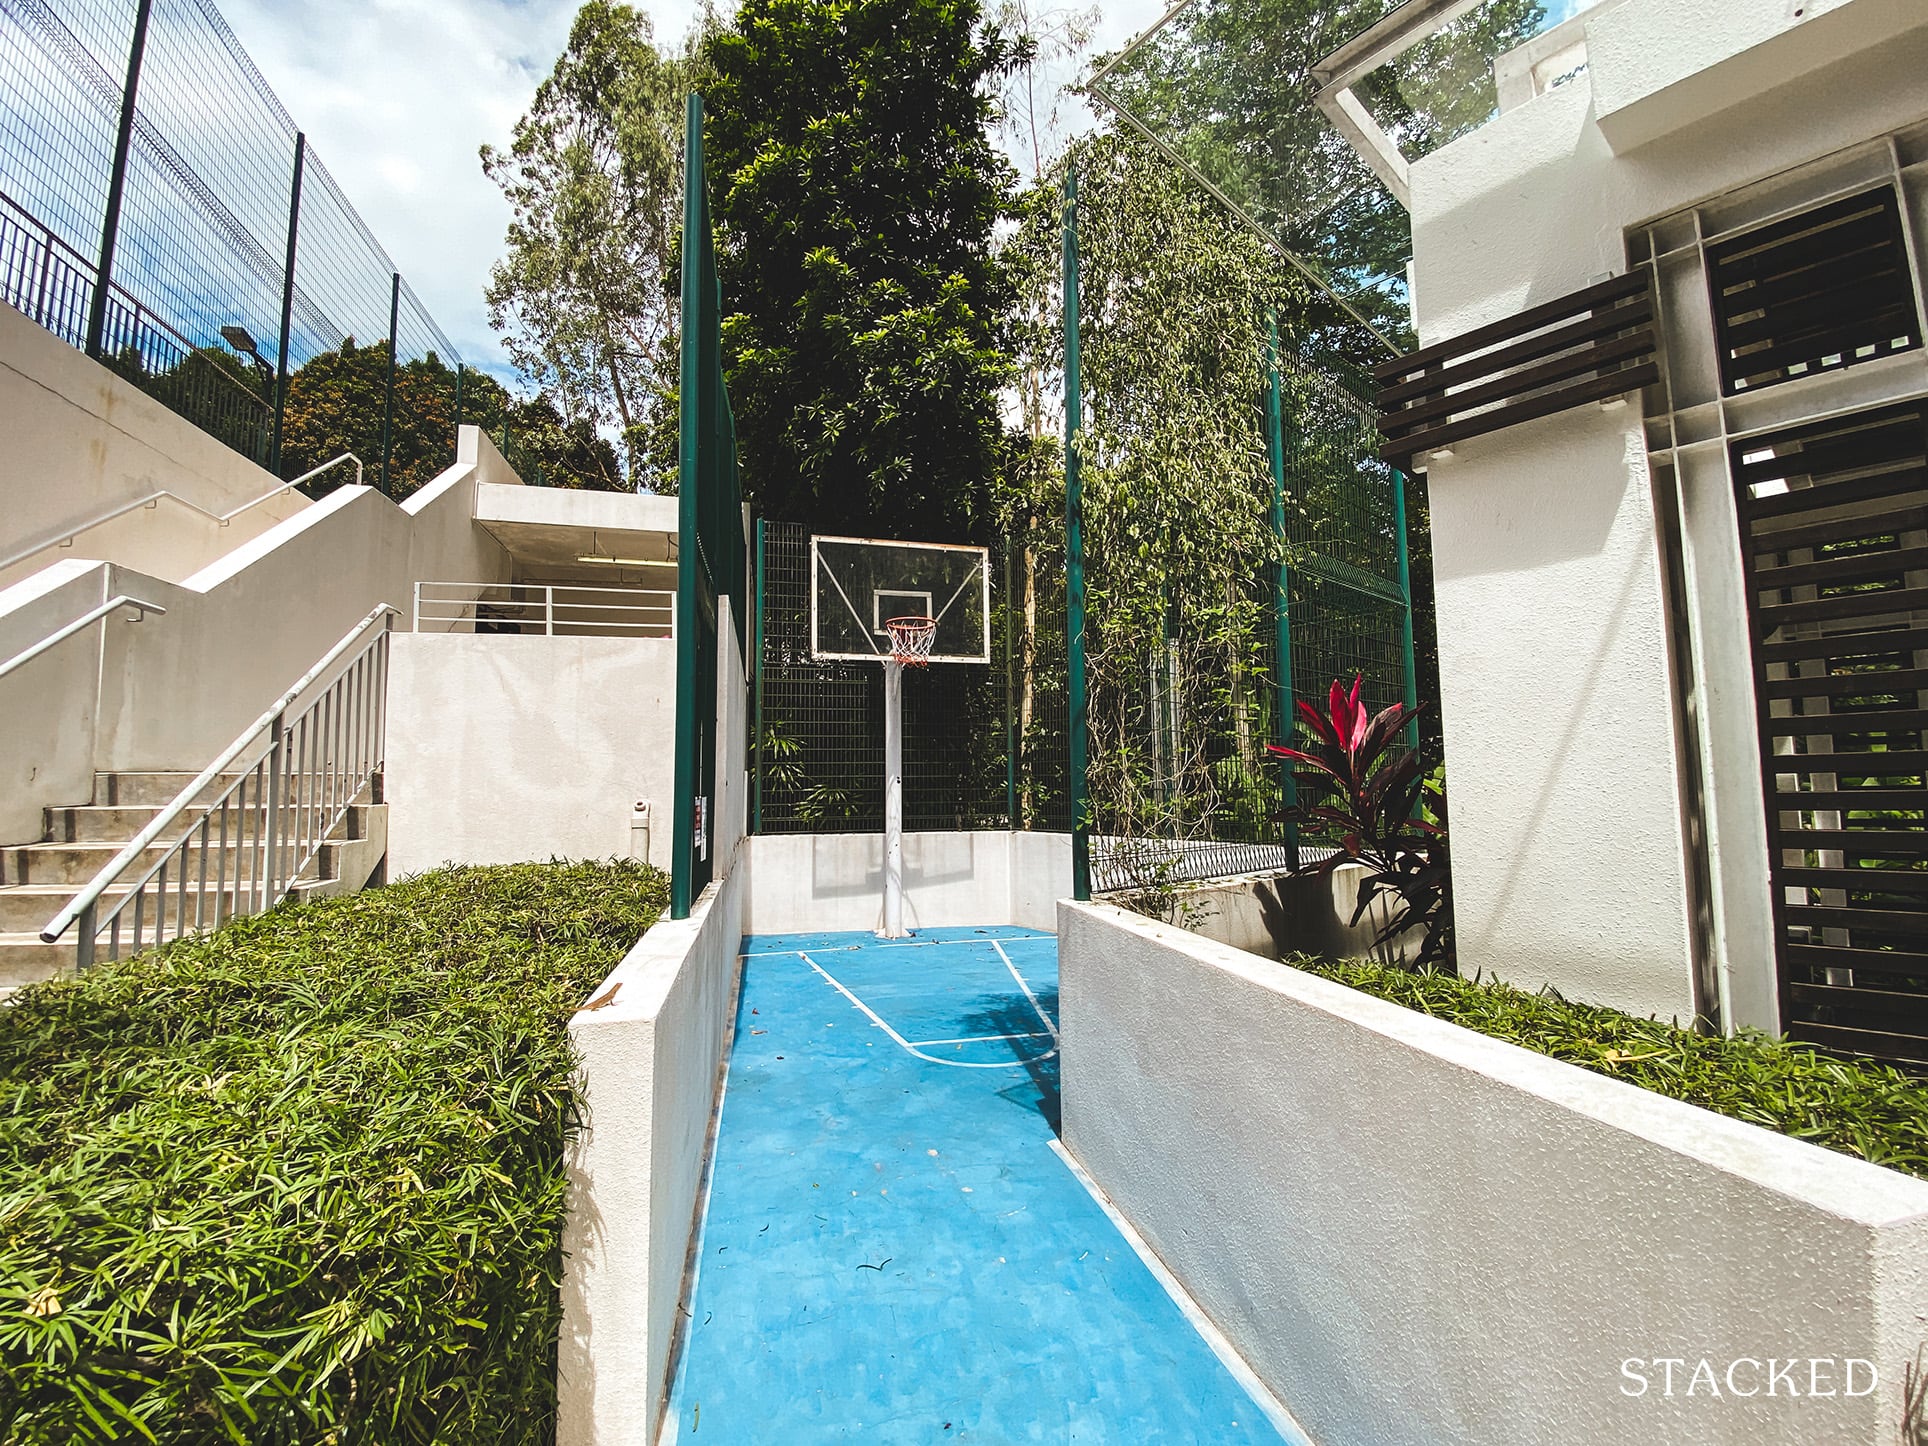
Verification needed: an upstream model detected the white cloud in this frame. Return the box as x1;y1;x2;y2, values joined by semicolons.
217;0;1166;386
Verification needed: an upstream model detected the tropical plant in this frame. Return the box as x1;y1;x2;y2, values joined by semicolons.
1268;674;1453;969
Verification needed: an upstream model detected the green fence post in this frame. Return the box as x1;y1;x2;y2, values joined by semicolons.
752;516;766;837
453;361;464;459
270;132;304;476
1393;466;1421;751
1064;166;1090;902
85;0;155;360
671;92;705;920
379;271;399;497
1003;543;1018;829
1264;316;1299;866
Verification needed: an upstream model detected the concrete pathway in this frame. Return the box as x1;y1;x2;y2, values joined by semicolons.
663;926;1307;1444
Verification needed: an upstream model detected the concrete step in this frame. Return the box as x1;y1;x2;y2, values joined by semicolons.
0;931;75;983
2;838;257;888
95;771;379;808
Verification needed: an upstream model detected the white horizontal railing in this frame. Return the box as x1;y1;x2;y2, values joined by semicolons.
413;580;675;639
41;604;395;967
0;452;361;577
0;592;165;682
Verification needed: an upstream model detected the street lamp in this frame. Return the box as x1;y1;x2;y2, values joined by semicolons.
219;324;274;383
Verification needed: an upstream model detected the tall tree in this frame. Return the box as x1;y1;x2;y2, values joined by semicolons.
482;2;689;489
701;0;1017;538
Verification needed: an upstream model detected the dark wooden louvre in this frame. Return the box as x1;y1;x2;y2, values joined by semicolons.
1733;402;1928;1066
1708;188;1923;396
1373;272;1658;468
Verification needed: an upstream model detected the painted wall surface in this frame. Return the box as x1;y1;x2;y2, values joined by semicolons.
709;599;748;872
0;562;115;841
742;830;1071;936
1172;863;1415;965
1059;901;1928;1446
383;634;676;877
559;861;744;1446
1404;6;1928;1024
0;302;309;590
1;430;519;844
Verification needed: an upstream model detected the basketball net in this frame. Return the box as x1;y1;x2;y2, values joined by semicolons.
884;615;936;667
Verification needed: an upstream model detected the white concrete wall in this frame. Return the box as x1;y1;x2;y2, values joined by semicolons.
0;429;518;844
383;634;676;877
0;562;116;841
742;830;1070;935
0;301;309;590
1171;863;1416;965
559;859;745;1446
710;599;748;872
1405;1;1928;1023
1059;901;1928;1446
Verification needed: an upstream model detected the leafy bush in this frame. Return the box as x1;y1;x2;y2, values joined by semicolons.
1269;676;1453;969
0;860;666;1444
1300;955;1928;1180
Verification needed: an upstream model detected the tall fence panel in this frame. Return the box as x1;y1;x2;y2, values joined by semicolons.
0;0;466;489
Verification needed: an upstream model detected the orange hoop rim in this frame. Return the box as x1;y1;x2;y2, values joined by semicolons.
884;615;936;666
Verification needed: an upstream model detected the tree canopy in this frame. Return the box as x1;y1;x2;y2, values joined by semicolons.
482;1;691;489
699;0;1018;539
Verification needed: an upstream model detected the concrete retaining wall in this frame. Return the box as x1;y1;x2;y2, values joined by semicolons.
1169;863;1416;965
558;857;746;1446
742;830;1070;935
1059;900;1928;1445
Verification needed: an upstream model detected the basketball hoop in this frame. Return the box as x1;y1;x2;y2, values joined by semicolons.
884;616;937;667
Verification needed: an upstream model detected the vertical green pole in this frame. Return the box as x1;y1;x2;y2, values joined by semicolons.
1004;542;1018;829
271;132;304;476
1393;466;1421;751
671;92;705;920
86;0;154;360
1263;317;1299;865
379;271;399;497
752;516;766;837
1064;167;1090;902
453;361;465;458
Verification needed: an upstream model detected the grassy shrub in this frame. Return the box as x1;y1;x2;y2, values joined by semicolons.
1296;957;1928;1180
0;859;666;1444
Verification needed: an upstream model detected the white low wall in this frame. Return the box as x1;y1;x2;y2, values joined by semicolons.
1170;863;1416;965
1059;901;1928;1446
742;829;1070;935
384;634;677;877
559;857;745;1446
0;301;309;591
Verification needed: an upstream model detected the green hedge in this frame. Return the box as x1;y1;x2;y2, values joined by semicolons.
1298;957;1928;1181
0;860;666;1444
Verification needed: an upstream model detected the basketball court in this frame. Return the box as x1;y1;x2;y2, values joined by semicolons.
661;926;1308;1443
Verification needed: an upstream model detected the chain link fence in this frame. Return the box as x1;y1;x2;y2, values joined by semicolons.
0;0;472;492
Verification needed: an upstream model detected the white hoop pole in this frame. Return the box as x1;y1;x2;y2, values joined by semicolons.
881;659;907;937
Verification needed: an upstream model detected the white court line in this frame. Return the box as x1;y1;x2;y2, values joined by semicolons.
1047;1139;1315;1446
799;952;1059;1071
993;939;1060;1043
905;1030;1053;1047
739;935;1049;959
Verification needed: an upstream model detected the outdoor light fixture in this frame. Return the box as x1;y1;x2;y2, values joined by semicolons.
575;529;676;567
219;324;273;377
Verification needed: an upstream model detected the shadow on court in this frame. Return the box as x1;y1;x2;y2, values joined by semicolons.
966;990;1062;1133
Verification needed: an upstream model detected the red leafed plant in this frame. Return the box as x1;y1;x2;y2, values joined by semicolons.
1266;675;1454;971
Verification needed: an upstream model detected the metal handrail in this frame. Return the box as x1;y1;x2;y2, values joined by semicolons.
0;594;165;682
0;454;361;578
412;580;676;638
41;603;397;963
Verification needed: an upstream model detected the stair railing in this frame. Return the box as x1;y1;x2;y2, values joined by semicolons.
0;594;166;682
41;604;397;967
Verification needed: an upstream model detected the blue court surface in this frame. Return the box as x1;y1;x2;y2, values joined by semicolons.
663;926;1309;1444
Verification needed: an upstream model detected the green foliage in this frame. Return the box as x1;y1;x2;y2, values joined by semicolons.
1300;956;1928;1180
703;0;1017;537
0;860;666;1444
1006;128;1296;866
483;1;694;489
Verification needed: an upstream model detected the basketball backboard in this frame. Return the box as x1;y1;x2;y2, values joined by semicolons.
810;535;991;664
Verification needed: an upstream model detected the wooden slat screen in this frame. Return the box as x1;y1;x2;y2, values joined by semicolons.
1708;187;1922;396
1373;272;1659;467
1734;401;1928;1066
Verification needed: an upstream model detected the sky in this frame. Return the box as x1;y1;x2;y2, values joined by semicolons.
218;0;1173;388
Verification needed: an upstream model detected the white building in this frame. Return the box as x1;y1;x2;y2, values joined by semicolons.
1345;0;1928;1059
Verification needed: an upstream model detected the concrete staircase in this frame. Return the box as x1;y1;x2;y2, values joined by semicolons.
0;771;387;994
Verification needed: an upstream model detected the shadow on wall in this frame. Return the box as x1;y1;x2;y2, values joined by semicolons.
1166;866;1418;968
